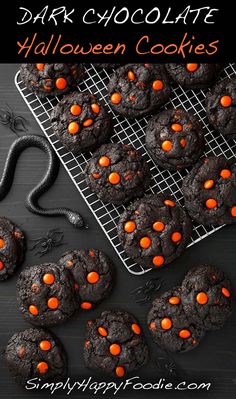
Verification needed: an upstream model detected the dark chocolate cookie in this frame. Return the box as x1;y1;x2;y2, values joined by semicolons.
20;63;84;97
205;77;236;139
108;64;171;118
117;194;192;269
50;91;112;155
145;108;204;170
166;64;223;89
16;263;77;327
147;287;205;353
182;156;236;226
85;143;151;205
0;217;25;281
58;249;114;311
181;265;233;330
84;310;148;377
5;327;67;385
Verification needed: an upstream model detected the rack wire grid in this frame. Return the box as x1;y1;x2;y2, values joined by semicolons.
15;64;236;275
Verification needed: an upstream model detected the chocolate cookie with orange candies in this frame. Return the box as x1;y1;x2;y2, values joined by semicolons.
16;263;77;327
5;328;67;385
145;108;204;171
165;64;222;89
50;91;112;155
117;194;192;270
181;265;233;331
147;287;205;353
85;143;151;205
20;63;84;97
205;77;236;139
0;217;25;281
58;249;114;311
182;156;236;226
108;64;171;119
84;310;149;377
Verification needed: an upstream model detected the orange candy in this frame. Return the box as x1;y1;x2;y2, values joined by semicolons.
0;260;4;271
149;321;156;330
220;95;232;108
55;77;67;90
153;221;165;232
152;80;164;91
87;271;100;284
68;122;79;135
29;305;39;316
131;323;141;335
171;232;182;243
98;156;110;167
83;118;93;127
47;297;59;310
81;302;92;310
116;366;125;377
39;340;51;351
196;292;208;305
124;221;136;233
43;273;55;285
204;180;214;189
37;362;49;374
171;123;182;132
152;255;164;267
169;296;180;305
222;287;230;298
36;64;45;70
205;198;217;209
231;206;236;217
108;172;121;185
111;93;122;104
180;138;186;148
98;327;108;337
91;103;100;114
139;237;151;249
161;318;172;330
179;329;191;339
220;169;231;179
110;343;121;356
128;71;136;81
162;140;172;152
186;63;199;72
0;238;5;249
92;173;100;179
164;199;175;207
70;104;82;116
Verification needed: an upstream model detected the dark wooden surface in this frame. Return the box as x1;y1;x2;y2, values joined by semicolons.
0;64;235;399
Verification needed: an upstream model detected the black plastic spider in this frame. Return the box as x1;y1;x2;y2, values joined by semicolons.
130;277;163;304
30;229;65;256
0;104;28;136
155;355;179;379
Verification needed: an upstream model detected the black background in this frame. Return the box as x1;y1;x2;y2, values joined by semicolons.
1;1;234;62
0;64;236;399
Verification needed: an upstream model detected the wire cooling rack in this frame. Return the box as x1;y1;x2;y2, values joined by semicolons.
15;64;236;275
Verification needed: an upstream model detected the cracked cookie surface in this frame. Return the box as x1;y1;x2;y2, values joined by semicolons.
206;77;236;139
0;217;25;281
181;265;233;330
85;143;151;205
5;327;67;385
84;310;149;377
145;108;204;170
20;63;84;97
58;249;114;311
16;263;77;327
50;91;112;155
166;64;222;89
108;64;171;118
117;194;192;269
147;287;205;353
182;156;236;226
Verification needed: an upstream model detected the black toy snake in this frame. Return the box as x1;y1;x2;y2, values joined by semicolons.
0;135;86;228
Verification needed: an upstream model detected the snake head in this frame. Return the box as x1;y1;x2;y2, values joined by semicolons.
66;211;87;229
